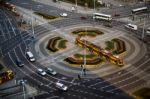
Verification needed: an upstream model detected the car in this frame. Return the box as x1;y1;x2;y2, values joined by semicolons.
60;13;68;17
16;59;24;67
125;23;138;31
80;16;87;20
55;82;68;91
146;27;150;35
119;4;124;7
26;51;35;62
114;13;120;17
104;23;112;28
37;68;46;76
46;68;57;76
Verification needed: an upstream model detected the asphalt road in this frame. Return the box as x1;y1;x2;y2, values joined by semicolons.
0;0;150;99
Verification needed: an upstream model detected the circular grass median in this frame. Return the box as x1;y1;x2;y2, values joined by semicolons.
72;29;104;37
47;37;68;52
105;38;126;55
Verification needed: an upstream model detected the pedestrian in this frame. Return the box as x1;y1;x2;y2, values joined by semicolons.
83;68;86;76
78;74;81;80
81;64;83;68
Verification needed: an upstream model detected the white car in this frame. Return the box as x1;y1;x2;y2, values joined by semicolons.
60;13;68;17
146;27;150;35
125;23;138;31
26;51;35;62
37;68;46;76
55;82;68;91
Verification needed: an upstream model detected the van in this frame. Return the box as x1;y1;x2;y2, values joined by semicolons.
146;27;150;35
55;82;68;91
125;23;138;30
26;51;35;62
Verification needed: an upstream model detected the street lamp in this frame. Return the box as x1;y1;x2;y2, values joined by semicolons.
75;0;78;12
142;18;146;41
18;79;27;99
31;1;35;39
94;0;96;13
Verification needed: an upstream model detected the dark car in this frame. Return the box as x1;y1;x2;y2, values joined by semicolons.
80;16;87;20
16;59;24;67
114;13;120;17
46;68;57;76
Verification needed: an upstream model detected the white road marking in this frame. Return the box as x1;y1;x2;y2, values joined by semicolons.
88;58;150;87
0;22;7;41
3;12;16;36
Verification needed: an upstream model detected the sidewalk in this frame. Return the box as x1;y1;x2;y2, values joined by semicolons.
35;0;94;14
35;0;138;14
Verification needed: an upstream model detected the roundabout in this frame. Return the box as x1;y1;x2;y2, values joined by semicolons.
0;4;150;98
32;24;147;80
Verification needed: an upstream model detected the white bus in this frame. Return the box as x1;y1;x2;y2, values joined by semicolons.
132;6;148;14
93;13;112;21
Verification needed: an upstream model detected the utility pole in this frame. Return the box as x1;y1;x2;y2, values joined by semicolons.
83;27;87;76
94;0;95;12
142;18;146;41
31;2;35;39
75;0;78;12
18;79;26;99
22;81;26;99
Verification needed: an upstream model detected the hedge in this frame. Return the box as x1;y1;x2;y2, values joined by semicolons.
0;63;3;71
112;39;126;54
34;12;57;20
47;37;61;52
64;57;102;65
59;0;105;8
72;29;104;37
58;40;68;49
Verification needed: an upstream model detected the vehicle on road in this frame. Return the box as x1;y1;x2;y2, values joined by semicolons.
46;68;57;76
114;13;120;17
146;27;150;35
55;82;68;91
132;6;148;14
93;13;112;21
37;68;46;76
125;23;138;31
26;51;35;62
80;16;87;20
16;59;24;67
60;13;68;17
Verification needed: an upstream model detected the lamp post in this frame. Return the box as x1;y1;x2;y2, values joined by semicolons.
142;18;146;41
75;0;78;12
94;0;96;12
31;0;35;39
18;79;26;99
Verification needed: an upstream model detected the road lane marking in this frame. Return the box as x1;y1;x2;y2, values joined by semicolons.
88;58;150;87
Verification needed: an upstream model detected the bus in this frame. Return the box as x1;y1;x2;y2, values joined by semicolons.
0;2;16;12
93;13;112;21
132;6;148;14
0;70;14;85
4;2;16;12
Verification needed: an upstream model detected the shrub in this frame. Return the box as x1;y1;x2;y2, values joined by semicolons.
34;12;57;20
47;37;61;52
58;40;68;49
0;63;4;71
112;39;126;54
74;53;96;58
59;0;105;8
64;57;102;65
105;41;114;50
72;29;103;37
